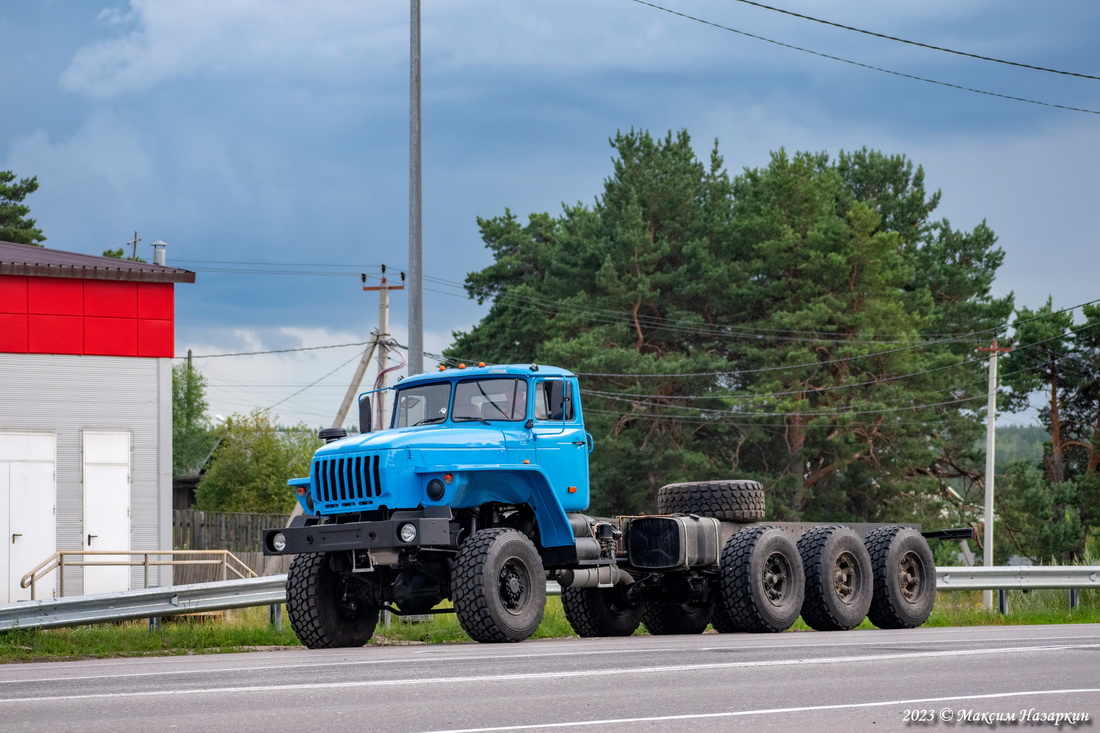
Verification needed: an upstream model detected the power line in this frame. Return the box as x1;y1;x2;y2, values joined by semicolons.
573;297;1100;378
267;350;365;411
626;0;1100;116
178;341;371;359
722;0;1100;81
579;323;1096;404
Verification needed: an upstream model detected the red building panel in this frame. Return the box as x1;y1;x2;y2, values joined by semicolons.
85;317;138;357
28;314;83;353
28;278;83;316
0;313;28;352
1;274;177;358
137;283;174;320
0;276;28;314
85;280;138;318
137;319;174;357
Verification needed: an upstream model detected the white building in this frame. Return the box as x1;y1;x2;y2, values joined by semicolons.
0;241;194;602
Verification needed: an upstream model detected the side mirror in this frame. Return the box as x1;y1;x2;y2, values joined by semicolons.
358;393;373;434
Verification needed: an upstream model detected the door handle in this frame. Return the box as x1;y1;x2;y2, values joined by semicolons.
87;534;98;546
11;533;21;543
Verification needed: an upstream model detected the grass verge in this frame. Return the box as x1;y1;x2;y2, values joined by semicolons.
2;589;1097;663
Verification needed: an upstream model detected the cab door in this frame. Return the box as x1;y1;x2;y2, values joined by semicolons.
532;378;589;511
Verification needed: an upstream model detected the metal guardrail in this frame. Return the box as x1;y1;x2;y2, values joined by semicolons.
20;550;258;600
0;576;286;632
1;566;1096;633
936;565;1100;591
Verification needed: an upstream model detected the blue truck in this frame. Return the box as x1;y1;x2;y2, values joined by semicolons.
263;363;960;647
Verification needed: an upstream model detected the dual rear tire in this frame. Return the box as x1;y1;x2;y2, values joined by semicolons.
715;523;935;633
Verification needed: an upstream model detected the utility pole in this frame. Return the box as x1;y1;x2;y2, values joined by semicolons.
331;340;378;430
408;0;424;376
978;338;1012;610
364;267;405;428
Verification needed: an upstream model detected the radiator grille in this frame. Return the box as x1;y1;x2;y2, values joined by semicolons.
312;454;382;508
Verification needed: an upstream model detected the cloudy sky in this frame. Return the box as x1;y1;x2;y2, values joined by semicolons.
3;0;1098;427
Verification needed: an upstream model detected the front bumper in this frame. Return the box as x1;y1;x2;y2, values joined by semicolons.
262;506;455;555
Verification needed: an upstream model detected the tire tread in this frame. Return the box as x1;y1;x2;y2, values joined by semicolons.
657;480;765;522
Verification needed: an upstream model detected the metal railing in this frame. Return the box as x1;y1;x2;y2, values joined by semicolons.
936;565;1099;591
20;550;258;600
1;565;1096;633
0;576;285;632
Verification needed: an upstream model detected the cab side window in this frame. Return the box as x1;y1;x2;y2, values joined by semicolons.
535;379;574;421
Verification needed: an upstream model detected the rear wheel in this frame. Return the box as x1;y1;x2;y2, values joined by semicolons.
720;526;805;633
642;601;711;635
561;585;643;637
452;528;546;643
710;596;739;633
286;552;379;649
656;480;765;522
798;525;873;631
864;526;936;629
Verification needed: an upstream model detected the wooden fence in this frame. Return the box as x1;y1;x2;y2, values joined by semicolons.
173;510;292;582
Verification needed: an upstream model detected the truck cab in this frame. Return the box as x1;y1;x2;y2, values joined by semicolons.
280;364;592;558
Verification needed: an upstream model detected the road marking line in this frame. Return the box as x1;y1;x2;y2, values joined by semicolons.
1;643;1097;703
421;688;1100;733
3;631;1099;686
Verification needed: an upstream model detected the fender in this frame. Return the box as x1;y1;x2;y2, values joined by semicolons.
414;464;575;548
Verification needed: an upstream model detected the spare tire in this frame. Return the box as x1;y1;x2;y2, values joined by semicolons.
657;480;765;522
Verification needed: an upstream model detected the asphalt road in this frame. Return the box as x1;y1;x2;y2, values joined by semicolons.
1;624;1097;733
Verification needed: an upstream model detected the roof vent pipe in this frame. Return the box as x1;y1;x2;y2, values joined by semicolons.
151;240;167;266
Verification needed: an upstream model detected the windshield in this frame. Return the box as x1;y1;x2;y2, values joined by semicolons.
453;378;528;422
393;382;452;427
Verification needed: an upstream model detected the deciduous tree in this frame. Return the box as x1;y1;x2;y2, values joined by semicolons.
195;411;319;514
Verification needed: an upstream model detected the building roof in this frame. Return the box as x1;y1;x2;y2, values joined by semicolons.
0;240;196;284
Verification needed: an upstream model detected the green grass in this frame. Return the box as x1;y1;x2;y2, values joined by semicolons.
3;590;1098;663
0;607;302;664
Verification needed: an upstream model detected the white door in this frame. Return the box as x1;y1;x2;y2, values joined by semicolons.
83;431;131;595
0;433;57;604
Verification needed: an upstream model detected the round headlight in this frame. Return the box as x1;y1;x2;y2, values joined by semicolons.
398;523;418;543
426;479;445;501
272;532;287;552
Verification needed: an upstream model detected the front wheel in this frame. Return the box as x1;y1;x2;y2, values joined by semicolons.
286;552;379;649
561;585;643;637
452;528;546;643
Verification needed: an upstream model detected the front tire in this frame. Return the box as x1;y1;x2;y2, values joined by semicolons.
562;585;643;637
452;528;546;643
286;552;379;649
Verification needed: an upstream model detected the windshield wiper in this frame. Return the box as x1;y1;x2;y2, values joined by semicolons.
413;416;446;426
